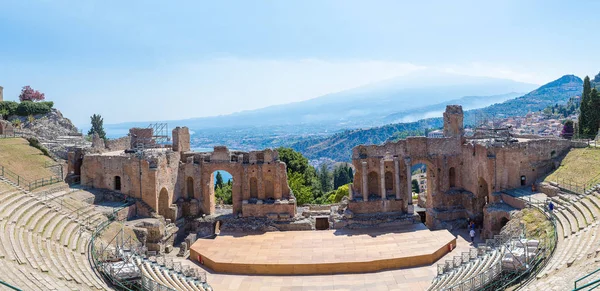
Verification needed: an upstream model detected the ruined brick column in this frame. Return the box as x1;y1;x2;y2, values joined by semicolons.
394;157;401;200
380;158;386;200
361;161;368;201
404;157;412;206
273;165;282;200
258;165;264;200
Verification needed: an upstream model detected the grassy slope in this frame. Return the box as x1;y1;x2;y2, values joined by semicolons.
0;138;56;181
545;147;600;186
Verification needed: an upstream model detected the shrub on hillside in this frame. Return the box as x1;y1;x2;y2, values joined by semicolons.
0;101;19;116
26;137;51;158
16;101;52;116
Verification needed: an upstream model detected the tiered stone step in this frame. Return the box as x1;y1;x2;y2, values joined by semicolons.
0;180;109;290
136;258;207;291
429;250;501;291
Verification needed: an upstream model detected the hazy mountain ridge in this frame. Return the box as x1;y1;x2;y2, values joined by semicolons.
291;75;583;162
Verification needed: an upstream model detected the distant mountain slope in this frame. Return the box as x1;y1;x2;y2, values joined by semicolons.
291;75;583;162
383;92;522;124
100;71;537;136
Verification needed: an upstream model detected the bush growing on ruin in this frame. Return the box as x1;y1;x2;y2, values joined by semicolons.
16;101;52;116
0;101;18;117
18;86;45;102
11;119;21;129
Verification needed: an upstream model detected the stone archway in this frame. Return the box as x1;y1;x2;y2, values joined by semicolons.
249;177;258;199
158;187;171;220
384;171;394;193
477;177;490;214
186;177;194;199
449;167;456;188
367;171;379;197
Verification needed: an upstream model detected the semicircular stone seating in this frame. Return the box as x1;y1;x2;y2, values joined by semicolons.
0;179;110;290
522;190;600;290
134;257;209;291
428;247;502;291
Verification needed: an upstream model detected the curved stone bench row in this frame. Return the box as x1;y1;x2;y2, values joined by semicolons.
0;182;109;291
429;249;501;291
136;257;208;291
536;192;600;279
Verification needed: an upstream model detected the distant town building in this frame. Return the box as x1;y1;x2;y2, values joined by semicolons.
427;130;444;138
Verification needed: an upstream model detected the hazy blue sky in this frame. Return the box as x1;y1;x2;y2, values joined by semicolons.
1;0;599;126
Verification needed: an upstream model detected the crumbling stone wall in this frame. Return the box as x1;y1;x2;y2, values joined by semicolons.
76;130;296;220
351;105;578;231
105;136;131;151
0;120;14;136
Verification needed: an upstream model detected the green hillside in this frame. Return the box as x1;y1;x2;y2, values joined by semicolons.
292;75;583;162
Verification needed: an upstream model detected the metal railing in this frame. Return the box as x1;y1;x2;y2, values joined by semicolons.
0;281;22;291
552;177;599;195
500;194;559;290
0;164;61;191
574;267;600;290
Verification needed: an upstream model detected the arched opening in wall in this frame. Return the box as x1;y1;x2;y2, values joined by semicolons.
114;176;121;191
449;167;456;188
492;216;510;233
412;163;428;208
384;171;394;193
264;179;275;200
520;175;526;186
367;171;379;198
158;188;170;219
477;177;489;211
500;217;509;229
213;170;233;205
249;177;258;199
186;177;194;199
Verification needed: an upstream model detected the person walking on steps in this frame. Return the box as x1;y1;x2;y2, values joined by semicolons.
469;228;476;243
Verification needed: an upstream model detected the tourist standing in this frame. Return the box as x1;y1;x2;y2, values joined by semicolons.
469;228;476;243
548;201;554;213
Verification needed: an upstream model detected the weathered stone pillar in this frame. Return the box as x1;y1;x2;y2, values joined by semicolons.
394;157;401;200
361;161;368;201
258;165;264;200
404;157;412;206
242;167;249;200
273;165;282;200
380;159;386;200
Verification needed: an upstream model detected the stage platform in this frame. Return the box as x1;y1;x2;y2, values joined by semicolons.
190;224;456;275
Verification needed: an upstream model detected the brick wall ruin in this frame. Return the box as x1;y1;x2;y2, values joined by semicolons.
75;126;296;221
350;105;576;233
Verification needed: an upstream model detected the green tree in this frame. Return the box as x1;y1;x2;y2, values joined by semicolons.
288;172;313;205
333;164;353;189
328;184;350;203
589;88;600;136
277;147;322;204
0;109;8;120
88;114;107;140
215;182;232;204
579;76;592;135
318;164;333;193
347;166;354;183
412;179;420;193
214;171;224;190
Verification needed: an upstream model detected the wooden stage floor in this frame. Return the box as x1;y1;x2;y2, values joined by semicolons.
190;224;456;275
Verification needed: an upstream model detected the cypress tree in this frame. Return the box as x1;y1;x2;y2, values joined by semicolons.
579;76;592;135
215;171;223;190
590;88;600;137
